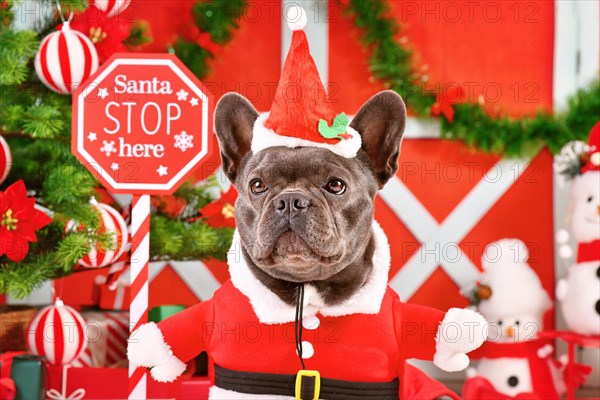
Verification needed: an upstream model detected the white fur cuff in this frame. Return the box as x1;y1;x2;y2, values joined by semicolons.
434;308;488;372
127;322;187;382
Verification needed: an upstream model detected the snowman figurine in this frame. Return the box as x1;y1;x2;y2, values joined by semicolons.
462;239;564;399
556;121;600;336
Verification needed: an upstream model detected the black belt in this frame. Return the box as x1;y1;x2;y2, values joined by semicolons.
214;364;399;400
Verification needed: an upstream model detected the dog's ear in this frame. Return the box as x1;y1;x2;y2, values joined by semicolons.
350;90;407;188
214;92;259;182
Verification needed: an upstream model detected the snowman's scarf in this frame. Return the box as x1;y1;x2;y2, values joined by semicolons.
577;239;600;263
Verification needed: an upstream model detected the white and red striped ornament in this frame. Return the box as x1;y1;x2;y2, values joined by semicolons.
34;22;99;94
0;135;11;184
92;0;131;18
65;202;129;268
26;299;87;366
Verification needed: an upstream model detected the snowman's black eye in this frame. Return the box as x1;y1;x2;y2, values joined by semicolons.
497;320;503;326
507;376;519;387
515;320;520;326
596;266;600;278
587;196;594;203
595;300;600;316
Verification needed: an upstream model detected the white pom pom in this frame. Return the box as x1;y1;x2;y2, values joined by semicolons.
286;5;307;31
559;244;573;260
555;229;570;244
590;152;600;166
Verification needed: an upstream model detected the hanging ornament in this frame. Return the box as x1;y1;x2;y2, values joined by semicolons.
26;299;87;365
91;0;131;18
0;135;11;184
65;201;129;268
34;7;99;94
0;180;53;262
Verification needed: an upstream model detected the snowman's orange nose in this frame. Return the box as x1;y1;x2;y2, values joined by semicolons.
506;326;515;338
597;205;599;215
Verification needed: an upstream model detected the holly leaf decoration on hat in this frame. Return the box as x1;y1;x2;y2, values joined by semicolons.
318;112;352;141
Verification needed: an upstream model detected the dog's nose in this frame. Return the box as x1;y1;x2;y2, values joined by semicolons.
275;191;310;214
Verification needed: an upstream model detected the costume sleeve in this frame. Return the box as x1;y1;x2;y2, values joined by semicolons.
128;299;215;382
393;295;445;361
157;299;215;363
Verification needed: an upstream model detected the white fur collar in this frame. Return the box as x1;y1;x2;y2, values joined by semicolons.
228;221;391;324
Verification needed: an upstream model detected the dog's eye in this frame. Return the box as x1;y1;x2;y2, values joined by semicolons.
325;179;346;195
249;179;267;195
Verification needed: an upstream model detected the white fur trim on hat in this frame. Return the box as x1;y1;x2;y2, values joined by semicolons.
228;220;391;324
127;322;187;383
434;308;488;372
251;113;362;158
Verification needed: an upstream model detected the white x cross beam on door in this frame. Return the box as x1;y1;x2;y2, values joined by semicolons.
379;156;533;301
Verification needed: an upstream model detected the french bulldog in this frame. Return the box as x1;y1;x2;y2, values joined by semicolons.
128;90;487;400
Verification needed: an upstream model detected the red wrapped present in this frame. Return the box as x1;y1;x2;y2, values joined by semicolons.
46;365;210;399
93;274;130;311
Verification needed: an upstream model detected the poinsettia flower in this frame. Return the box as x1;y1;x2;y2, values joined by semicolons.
68;5;131;63
0;180;52;262
199;186;237;228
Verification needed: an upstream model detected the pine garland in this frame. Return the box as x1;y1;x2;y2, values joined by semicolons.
345;0;600;156
0;0;236;298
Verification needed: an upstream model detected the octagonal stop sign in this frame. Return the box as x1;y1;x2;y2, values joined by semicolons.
72;53;215;194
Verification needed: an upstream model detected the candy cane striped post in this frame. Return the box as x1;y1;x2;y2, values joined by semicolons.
129;194;150;399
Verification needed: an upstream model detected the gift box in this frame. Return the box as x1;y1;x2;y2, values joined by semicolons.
10;355;45;400
93;275;130;311
72;311;129;368
46;365;211;399
148;305;185;323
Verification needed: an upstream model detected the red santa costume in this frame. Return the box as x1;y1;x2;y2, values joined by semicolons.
128;6;487;399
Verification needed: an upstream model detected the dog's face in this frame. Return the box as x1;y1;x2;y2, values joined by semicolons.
215;91;406;284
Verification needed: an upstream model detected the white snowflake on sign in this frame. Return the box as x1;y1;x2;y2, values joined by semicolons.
100;140;117;157
88;132;97;142
189;97;199;107
111;162;119;171
174;131;194;152
176;89;189;101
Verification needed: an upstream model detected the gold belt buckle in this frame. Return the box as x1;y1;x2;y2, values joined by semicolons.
295;369;321;400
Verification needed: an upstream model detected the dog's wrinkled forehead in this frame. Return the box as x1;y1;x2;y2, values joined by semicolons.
240;146;376;191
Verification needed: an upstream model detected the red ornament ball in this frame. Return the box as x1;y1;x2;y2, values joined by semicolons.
0;135;11;184
65;202;129;268
92;0;131;18
34;22;99;94
26;300;87;365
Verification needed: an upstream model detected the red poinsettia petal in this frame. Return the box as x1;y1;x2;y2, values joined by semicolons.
32;209;53;230
14;220;39;243
5;239;28;262
12;198;35;219
4;180;27;206
200;200;223;218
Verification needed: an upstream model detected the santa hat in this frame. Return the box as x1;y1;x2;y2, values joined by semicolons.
580;121;600;174
251;6;361;158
